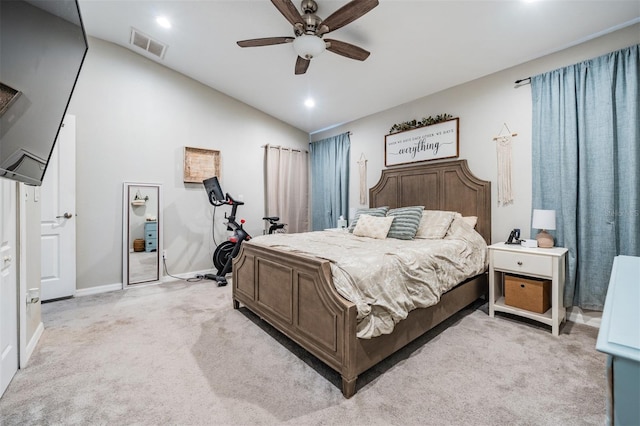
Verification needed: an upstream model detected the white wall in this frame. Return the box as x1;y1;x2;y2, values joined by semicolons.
61;26;638;292
312;24;639;247
67;37;308;290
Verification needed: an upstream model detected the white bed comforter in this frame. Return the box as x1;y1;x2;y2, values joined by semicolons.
247;217;488;339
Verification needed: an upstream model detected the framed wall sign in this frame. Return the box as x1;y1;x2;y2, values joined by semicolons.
385;118;459;166
183;146;220;183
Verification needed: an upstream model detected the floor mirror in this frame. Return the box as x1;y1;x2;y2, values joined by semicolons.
122;182;163;287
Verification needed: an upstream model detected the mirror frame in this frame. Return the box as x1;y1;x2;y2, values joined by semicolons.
122;182;163;287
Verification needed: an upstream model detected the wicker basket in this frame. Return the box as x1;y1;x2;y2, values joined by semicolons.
133;239;145;252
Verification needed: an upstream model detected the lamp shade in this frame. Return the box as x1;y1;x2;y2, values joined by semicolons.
293;34;326;59
532;209;556;230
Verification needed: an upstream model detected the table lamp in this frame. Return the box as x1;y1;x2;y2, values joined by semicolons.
532;209;556;248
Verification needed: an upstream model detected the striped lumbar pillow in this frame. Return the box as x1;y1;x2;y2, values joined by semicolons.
385;206;424;240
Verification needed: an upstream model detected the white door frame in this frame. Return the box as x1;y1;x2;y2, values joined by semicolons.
18;185;44;368
1;180;18;397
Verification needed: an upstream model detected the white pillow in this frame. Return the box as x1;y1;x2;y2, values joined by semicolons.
352;214;394;239
415;210;456;239
462;216;478;228
446;213;479;238
348;206;389;232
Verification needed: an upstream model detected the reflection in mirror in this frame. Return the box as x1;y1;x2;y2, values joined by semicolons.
122;182;162;286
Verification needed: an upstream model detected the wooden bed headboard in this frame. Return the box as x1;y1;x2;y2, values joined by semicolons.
369;160;491;244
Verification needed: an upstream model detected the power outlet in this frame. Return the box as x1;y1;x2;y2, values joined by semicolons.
162;249;167;259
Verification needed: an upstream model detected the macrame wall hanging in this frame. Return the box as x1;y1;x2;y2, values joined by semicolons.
493;123;518;206
357;153;367;205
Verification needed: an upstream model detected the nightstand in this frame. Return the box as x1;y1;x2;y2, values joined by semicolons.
488;243;568;336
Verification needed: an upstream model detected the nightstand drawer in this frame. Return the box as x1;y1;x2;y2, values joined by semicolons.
493;250;553;277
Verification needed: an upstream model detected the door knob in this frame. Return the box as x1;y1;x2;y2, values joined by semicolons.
56;212;73;219
3;255;12;263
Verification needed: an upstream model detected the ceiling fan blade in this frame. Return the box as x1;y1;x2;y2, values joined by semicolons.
318;0;379;35
270;0;304;29
325;39;370;61
295;56;310;75
237;37;294;48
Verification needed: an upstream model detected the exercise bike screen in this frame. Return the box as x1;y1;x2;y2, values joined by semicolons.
203;176;225;203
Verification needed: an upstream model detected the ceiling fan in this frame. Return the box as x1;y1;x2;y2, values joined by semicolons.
237;0;379;75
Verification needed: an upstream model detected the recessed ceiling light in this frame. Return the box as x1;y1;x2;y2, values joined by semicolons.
304;98;315;108
156;16;171;29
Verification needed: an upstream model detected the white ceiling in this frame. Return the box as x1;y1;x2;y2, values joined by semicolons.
77;0;640;134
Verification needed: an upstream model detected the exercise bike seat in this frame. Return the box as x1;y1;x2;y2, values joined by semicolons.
263;216;280;222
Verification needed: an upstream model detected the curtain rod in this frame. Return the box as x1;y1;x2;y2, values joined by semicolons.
261;144;308;153
515;77;531;84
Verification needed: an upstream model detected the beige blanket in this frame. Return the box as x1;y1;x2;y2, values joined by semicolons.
247;217;487;338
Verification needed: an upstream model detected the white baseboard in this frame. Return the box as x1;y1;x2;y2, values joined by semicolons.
568;307;602;328
74;270;216;297
74;282;122;297
22;321;44;368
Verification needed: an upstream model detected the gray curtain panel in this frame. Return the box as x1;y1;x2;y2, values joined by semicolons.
264;145;309;233
531;44;639;310
309;132;350;231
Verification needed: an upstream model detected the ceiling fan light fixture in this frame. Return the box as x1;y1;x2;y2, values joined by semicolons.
293;34;326;59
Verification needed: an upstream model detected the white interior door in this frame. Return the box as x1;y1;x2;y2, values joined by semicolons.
40;115;76;301
0;179;18;397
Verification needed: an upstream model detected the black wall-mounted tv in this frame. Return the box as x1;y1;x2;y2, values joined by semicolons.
0;0;88;185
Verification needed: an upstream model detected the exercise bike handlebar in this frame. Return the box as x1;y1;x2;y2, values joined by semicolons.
210;192;244;207
225;193;244;206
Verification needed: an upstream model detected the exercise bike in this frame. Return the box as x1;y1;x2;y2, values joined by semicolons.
203;177;251;286
263;216;286;234
203;177;287;286
211;217;286;277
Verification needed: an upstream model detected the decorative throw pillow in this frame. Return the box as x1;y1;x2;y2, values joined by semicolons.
446;213;480;239
462;216;478;228
352;214;394;239
385;206;424;240
348;206;389;232
415;210;456;239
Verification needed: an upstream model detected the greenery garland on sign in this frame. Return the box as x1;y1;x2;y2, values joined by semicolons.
389;113;453;134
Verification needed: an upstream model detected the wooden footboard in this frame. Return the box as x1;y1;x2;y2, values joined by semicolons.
232;241;487;398
232;242;359;387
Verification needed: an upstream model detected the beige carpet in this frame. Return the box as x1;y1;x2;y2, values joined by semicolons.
0;280;607;425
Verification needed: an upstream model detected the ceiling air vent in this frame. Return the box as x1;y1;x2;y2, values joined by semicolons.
130;28;167;59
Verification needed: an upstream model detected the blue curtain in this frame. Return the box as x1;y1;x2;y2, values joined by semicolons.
309;132;350;231
531;44;639;310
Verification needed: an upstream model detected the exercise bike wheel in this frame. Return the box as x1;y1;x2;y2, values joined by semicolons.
213;241;235;271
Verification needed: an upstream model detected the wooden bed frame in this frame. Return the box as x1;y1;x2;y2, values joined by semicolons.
231;159;491;397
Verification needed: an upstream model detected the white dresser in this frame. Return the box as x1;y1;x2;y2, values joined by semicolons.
596;255;640;425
